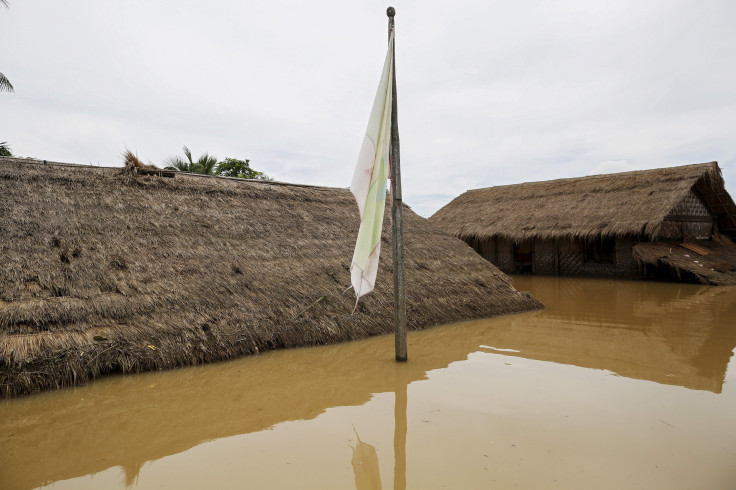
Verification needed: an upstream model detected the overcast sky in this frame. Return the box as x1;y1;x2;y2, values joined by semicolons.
2;0;735;217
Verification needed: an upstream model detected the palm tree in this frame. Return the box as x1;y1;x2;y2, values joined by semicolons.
0;141;12;156
164;146;195;172
163;146;193;172
1;1;13;93
192;152;218;175
164;146;219;175
0;73;13;93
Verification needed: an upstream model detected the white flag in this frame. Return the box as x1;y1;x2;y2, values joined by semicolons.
350;32;394;299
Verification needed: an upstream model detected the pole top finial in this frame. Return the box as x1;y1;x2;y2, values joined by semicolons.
387;6;395;18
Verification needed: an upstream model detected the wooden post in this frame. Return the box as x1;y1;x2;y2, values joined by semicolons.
388;6;407;362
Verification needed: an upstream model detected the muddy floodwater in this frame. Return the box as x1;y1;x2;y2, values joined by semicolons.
2;277;736;489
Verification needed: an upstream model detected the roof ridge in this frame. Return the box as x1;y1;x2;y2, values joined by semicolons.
0;155;342;191
466;161;718;194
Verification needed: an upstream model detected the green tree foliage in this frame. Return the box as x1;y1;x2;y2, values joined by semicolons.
163;147;272;180
216;158;272;181
0;141;12;156
164;146;219;175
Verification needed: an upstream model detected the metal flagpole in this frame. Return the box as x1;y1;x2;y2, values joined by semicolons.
387;6;407;362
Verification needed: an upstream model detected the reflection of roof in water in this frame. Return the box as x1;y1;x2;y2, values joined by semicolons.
507;277;736;393
1;277;734;489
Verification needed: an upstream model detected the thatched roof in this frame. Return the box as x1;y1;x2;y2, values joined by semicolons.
632;235;736;286
0;157;541;398
430;162;736;242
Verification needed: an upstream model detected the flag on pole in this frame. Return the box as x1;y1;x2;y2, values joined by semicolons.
350;32;394;300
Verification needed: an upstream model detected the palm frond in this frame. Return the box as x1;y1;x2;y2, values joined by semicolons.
163;156;190;172
196;153;219;175
0;72;14;93
182;146;193;165
0;141;12;156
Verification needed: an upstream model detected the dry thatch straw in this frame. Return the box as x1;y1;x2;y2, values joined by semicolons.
122;150;151;170
0;156;541;398
430;162;736;243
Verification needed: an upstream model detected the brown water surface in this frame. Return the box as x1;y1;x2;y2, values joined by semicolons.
1;277;736;489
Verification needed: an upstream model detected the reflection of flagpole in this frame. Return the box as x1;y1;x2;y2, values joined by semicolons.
387;6;407;362
394;374;407;490
393;372;407;490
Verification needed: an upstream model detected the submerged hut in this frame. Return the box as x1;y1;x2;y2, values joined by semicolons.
0;157;541;398
430;162;736;285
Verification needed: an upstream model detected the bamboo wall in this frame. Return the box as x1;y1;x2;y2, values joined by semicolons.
533;240;556;275
555;237;639;278
660;189;714;240
466;236;640;279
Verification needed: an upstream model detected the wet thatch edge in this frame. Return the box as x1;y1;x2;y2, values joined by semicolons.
632;234;736;286
430;162;736;243
0;157;542;398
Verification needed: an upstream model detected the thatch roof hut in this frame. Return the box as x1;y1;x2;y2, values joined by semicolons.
430;162;736;284
0;157;541;398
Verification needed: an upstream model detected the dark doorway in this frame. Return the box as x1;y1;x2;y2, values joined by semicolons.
584;237;615;264
513;241;534;274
